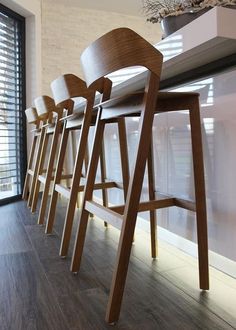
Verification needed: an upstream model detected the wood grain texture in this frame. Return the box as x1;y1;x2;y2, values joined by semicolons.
27;125;46;208
76;27;208;324
22;132;39;201
22;107;40;202
147;137;157;258
0;252;68;330
80;28;163;88
44;74;114;260
0;204;32;255
0;200;234;330
30;96;61;214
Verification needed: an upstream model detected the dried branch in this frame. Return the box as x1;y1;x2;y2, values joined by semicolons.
142;0;236;22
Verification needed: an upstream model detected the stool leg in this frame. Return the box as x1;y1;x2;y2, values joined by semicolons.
37;120;61;225
64;132;72;189
84;144;89;174
27;127;45;208
117;118;129;200
105;73;158;324
22;133;38;200
71;116;105;272
100;140;108;227
117;118;132;242
59;101;94;257
147;135;157;258
31;132;50;213
45;124;69;234
85;144;94;219
71;130;80;209
189;97;209;290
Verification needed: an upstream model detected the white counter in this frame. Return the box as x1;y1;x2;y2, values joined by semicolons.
111;7;236;97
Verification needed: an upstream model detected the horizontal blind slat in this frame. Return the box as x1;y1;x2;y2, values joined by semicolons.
0;6;25;202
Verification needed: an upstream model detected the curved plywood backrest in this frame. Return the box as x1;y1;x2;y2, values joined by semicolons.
25;107;38;124
50;74;94;108
80;28;163;88
34;95;57;120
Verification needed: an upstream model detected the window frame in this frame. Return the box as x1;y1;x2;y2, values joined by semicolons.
0;3;26;206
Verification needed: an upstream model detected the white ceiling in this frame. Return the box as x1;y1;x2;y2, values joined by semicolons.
55;0;144;17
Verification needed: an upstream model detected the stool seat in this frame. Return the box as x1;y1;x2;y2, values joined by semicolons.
96;91;200;120
65;110;97;130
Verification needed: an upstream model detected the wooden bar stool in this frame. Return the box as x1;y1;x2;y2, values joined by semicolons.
22;107;42;200
29;96;66;213
44;74;128;258
26;110;50;209
70;28;209;324
38;74;92;231
45;74;159;259
29;95;72;216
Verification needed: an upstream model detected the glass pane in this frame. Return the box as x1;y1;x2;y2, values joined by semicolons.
0;7;25;202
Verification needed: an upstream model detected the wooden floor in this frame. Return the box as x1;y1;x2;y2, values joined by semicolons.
0;199;236;330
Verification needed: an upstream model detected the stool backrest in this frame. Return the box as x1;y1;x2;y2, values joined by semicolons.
80;28;163;90
51;74;95;109
25;107;38;125
34;95;57;121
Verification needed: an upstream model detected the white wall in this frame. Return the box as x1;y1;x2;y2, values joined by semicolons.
3;0;42;106
41;0;162;95
40;0;162;191
3;0;42;155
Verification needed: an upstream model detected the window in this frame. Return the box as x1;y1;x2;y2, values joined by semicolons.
0;4;26;205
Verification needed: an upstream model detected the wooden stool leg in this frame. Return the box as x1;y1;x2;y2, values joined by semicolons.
71;115;105;272
71;130;80;209
117;117;133;242
59;102;94;257
189;98;209;290
64;132;72;189
147;135;157;258
100;140;108;227
37;120;61;225
117;118;129;200
45;124;69;234
31;132;50;213
105;73;158;324
84;144;89;174
22;133;38;200
85;144;94;219
27;127;45;208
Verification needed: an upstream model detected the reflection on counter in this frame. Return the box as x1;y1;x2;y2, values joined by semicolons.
172;77;214;107
90;68;236;273
156;34;183;61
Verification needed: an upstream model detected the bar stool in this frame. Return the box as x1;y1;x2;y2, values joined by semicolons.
29;95;74;217
44;74;130;258
29;95;69;213
70;28;209;323
47;74;159;259
26;98;54;209
38;74;93;233
22;107;42;200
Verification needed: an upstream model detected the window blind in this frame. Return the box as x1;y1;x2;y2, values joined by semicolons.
0;5;26;204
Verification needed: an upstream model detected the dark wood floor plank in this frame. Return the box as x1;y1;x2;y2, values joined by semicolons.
13;200;40;226
0;200;235;329
87;259;233;330
161;265;236;329
0;251;69;330
0;204;32;256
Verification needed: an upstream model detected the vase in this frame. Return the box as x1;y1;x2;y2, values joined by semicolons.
161;8;209;37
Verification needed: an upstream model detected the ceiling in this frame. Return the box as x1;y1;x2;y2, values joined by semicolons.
55;0;144;17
